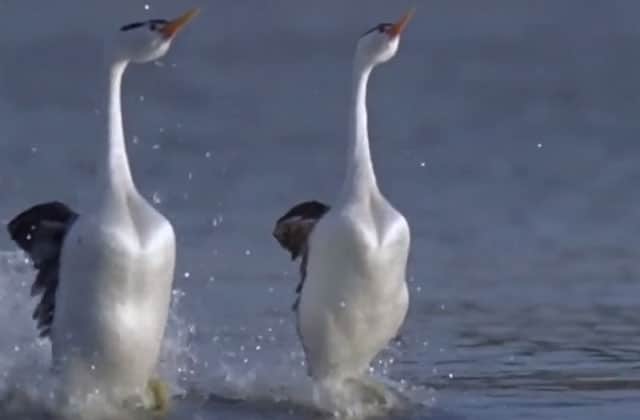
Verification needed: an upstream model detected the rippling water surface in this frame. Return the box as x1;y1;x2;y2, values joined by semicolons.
1;1;639;419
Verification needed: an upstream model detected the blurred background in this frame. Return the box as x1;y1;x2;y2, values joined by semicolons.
1;1;639;419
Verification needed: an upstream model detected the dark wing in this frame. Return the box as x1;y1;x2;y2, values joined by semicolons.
7;201;78;338
272;200;330;310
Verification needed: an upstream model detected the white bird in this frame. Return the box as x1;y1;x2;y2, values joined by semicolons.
7;8;199;410
273;10;414;394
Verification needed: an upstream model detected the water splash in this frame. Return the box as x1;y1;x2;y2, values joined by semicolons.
0;251;429;418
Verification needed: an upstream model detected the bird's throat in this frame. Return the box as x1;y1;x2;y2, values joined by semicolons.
341;61;378;202
97;60;135;197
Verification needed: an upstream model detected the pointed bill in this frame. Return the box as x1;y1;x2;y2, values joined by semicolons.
160;8;200;39
386;8;415;38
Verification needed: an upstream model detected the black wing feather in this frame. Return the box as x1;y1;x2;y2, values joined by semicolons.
7;201;78;338
272;200;330;310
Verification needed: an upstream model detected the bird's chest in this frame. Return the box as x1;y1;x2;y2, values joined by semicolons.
75;205;175;307
335;202;406;259
313;207;407;295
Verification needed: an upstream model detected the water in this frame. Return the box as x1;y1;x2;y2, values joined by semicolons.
1;0;639;418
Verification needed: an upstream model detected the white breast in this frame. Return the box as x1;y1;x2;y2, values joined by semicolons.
297;193;410;381
52;193;176;403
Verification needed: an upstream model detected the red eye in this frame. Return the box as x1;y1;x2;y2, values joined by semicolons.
362;22;392;37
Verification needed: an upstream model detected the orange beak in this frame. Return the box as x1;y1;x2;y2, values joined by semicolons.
160;8;200;39
386;8;415;38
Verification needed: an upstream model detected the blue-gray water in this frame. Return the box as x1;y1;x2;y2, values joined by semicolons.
1;1;639;419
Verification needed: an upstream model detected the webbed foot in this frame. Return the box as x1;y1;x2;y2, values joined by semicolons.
146;378;170;415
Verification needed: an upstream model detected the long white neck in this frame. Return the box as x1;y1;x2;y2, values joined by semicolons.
340;56;379;202
97;59;135;196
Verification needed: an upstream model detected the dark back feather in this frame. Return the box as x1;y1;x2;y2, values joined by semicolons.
7;202;78;338
273;200;330;310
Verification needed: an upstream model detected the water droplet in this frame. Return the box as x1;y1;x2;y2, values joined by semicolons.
184;272;190;279
152;192;162;204
255;345;261;351
537;143;543;149
205;151;212;158
171;289;186;299
339;301;346;308
211;215;223;227
187;172;193;181
139;95;145;102
244;249;251;256
13;345;20;352
144;4;150;10
132;136;139;144
31;147;38;153
152;144;160;150
208;276;215;283
448;373;454;379
419;161;426;167
268;287;274;293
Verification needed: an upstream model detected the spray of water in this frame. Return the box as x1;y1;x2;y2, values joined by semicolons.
0;250;432;418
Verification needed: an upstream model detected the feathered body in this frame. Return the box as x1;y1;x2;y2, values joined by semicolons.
6;9;198;407
273;11;414;385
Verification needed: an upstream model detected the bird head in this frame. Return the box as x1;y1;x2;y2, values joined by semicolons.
113;8;199;63
355;9;414;67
